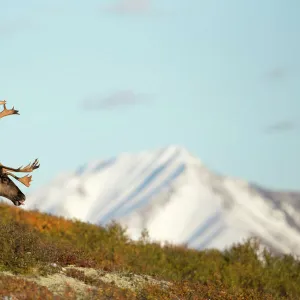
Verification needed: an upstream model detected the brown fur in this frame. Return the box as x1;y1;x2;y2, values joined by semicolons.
0;100;40;206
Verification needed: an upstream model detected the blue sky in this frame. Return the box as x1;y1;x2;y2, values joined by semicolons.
0;0;299;191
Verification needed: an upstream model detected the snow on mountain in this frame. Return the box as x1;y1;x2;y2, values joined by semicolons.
22;145;300;255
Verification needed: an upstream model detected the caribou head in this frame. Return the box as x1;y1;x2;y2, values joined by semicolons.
0;100;40;206
0;173;26;206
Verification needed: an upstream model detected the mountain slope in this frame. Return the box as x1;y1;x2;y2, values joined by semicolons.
23;145;300;255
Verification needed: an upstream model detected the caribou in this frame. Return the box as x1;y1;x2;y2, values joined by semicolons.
0;100;40;206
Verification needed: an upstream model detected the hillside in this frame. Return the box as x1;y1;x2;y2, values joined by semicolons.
1;202;300;299
24;145;300;256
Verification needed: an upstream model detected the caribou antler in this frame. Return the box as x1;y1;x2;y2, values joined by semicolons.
3;171;33;187
0;100;19;119
0;159;39;188
0;99;40;205
0;159;40;173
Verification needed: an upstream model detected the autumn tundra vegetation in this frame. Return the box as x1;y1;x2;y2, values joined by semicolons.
0;202;300;299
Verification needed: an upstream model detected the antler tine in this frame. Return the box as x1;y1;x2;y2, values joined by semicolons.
5;171;33;187
17;158;40;173
1;158;40;174
0;101;19;119
18;174;33;187
12;106;19;114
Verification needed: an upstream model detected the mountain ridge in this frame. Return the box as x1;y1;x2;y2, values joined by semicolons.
14;145;300;256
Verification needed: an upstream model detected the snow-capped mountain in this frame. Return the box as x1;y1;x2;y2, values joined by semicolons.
23;145;300;255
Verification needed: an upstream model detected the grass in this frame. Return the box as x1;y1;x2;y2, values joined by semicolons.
0;202;300;299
